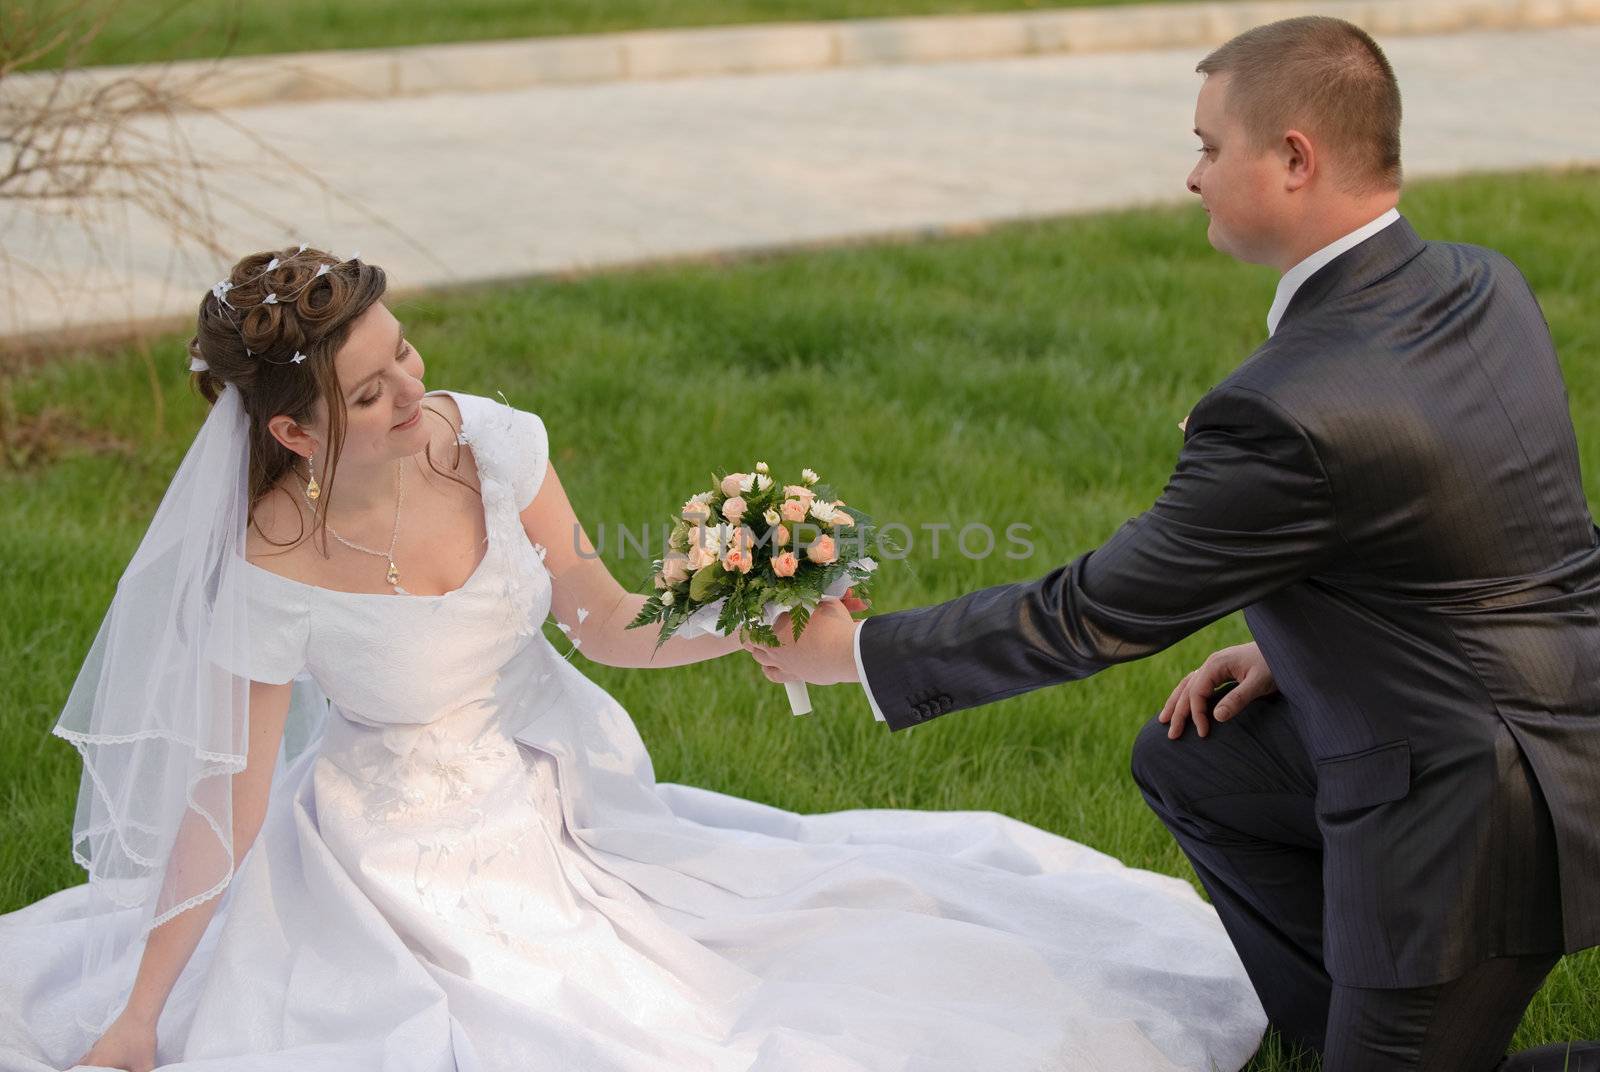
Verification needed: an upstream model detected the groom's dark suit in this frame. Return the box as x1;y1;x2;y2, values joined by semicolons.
857;216;1600;1058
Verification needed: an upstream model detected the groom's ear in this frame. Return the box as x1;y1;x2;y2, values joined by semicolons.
1280;129;1316;191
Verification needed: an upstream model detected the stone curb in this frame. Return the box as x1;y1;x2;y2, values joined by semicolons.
4;0;1598;113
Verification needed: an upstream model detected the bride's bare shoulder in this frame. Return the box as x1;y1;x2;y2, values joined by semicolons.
245;482;318;578
419;391;477;485
423;390;462;428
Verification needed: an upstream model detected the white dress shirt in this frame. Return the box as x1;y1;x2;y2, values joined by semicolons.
854;208;1402;723
854;618;888;722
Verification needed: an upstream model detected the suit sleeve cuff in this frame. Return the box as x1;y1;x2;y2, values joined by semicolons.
853;619;887;723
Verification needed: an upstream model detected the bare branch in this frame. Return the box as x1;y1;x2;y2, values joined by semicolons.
0;0;438;354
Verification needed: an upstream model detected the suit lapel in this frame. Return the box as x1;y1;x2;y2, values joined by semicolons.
1276;215;1427;332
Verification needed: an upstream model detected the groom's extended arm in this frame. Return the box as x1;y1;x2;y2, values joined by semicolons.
859;385;1343;731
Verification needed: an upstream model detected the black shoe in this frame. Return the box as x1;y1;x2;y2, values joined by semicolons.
1501;1042;1600;1072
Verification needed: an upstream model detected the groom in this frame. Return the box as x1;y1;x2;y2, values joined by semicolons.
748;16;1600;1071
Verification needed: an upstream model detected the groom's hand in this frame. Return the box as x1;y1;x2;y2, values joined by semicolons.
1158;642;1277;740
743;600;861;687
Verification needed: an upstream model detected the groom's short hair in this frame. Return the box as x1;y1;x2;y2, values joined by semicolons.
1197;16;1402;194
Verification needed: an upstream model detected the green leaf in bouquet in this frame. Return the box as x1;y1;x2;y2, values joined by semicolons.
790;568;827;599
744;621;781;648
626;596;665;630
688;562;725;603
715;587;746;638
788;602;811;642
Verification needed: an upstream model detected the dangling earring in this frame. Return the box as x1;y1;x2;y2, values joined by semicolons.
305;450;321;503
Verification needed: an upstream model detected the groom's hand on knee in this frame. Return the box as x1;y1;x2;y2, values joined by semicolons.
1157;642;1278;740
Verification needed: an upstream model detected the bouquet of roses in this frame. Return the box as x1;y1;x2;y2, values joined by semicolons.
628;463;878;715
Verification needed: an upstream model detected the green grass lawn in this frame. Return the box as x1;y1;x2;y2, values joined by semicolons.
3;167;1599;1067
16;0;1186;70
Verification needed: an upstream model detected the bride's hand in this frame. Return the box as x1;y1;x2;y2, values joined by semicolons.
73;1011;157;1072
1157;642;1276;740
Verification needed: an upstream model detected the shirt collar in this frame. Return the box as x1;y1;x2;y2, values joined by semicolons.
1266;207;1401;337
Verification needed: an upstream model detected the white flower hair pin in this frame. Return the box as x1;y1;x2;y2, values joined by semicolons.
196;244;363;373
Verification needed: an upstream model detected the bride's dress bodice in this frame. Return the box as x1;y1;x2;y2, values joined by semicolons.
0;389;1266;1072
241;389;554;729
236;390;587;849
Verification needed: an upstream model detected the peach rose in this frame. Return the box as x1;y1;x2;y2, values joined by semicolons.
780;498;808;523
720;473;747;497
771;551;800;577
806;535;837;565
681;500;712;524
686;529;718;570
721;548;754;574
832;511;855;528
773;523;791;546
661;555;690;586
722;495;747;523
783;484;815;505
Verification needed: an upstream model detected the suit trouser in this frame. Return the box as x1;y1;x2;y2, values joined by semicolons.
1128;692;1579;1071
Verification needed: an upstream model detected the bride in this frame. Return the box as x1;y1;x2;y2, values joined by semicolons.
0;247;1265;1072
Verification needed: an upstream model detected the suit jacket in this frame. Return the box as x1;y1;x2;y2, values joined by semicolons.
858;216;1600;987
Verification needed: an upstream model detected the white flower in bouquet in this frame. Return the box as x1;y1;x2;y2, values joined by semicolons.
696;523;751;562
801;468;820;486
755;461;769;474
808;500;838;524
763;507;782;526
702;523;735;555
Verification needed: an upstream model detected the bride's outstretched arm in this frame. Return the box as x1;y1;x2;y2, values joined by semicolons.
76;679;291;1069
520;461;742;669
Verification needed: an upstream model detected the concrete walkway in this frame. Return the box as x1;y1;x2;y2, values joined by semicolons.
3;23;1597;347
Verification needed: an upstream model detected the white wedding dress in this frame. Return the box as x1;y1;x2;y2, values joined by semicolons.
0;390;1265;1072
